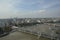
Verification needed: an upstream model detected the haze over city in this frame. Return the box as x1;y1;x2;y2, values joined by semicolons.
0;0;60;18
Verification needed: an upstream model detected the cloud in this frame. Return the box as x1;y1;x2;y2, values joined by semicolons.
13;0;60;18
42;0;60;9
0;0;22;18
37;10;46;13
30;10;46;14
0;0;60;18
24;9;46;14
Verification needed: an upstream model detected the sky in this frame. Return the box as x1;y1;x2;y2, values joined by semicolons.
0;0;60;18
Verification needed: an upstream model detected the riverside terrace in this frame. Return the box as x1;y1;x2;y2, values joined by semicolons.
18;24;60;40
0;23;59;40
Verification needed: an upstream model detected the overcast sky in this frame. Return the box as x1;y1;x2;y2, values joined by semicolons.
0;0;60;18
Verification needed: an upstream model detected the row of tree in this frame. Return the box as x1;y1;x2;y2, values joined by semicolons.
0;26;12;35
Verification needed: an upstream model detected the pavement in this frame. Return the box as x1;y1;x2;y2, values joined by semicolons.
0;31;37;40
